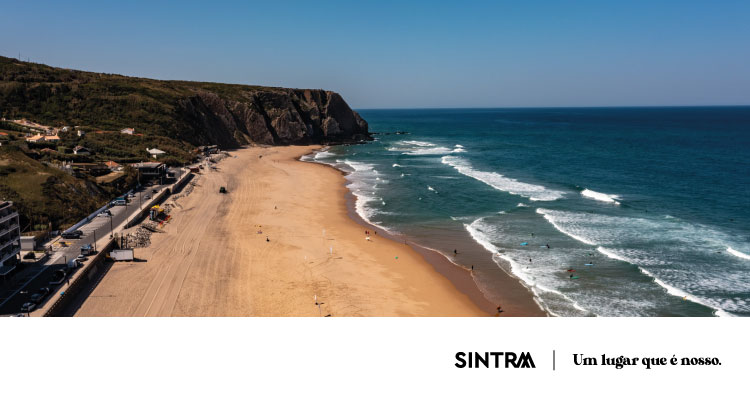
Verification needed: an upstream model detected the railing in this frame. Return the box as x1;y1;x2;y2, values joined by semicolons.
0;223;19;238
0;239;18;252
0;245;20;264
0;211;18;225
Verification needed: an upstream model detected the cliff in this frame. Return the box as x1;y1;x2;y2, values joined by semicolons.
176;88;370;147
0;56;369;147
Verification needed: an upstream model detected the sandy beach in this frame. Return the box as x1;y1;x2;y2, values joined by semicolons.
74;146;515;317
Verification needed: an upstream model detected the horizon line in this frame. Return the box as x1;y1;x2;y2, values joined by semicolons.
354;104;750;111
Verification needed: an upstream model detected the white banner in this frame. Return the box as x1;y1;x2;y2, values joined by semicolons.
0;318;745;399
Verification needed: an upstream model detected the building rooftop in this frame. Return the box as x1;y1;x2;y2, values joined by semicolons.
132;162;164;169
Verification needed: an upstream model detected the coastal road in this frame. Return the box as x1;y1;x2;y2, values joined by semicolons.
46;168;185;267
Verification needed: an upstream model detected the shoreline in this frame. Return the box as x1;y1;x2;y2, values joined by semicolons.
302;147;547;317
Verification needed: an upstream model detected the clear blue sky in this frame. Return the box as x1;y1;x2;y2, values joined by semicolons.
3;0;749;108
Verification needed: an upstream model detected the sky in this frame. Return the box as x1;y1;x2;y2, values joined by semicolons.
2;0;750;109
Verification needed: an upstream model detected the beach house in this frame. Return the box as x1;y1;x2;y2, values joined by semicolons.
73;145;92;156
146;147;166;159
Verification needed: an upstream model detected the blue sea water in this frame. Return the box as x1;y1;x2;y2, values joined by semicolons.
304;107;750;316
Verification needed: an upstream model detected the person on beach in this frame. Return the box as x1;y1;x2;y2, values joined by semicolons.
454;249;458;256
471;265;474;271
266;236;270;242
495;306;504;316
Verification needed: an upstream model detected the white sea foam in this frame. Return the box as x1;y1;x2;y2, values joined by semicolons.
727;247;750;260
442;156;565;201
427;186;437;193
388;140;466;155
581;189;620;205
301;149;334;162
401;140;434;147
405;146;454;155
536;208;597;245
596;246;628;262
636;264;732;317
594;248;735;317
517;203;528;208
465;218;592;316
392;163;402;168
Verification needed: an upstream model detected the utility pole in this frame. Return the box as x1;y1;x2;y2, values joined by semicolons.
109;215;114;238
138;170;142;209
93;230;97;253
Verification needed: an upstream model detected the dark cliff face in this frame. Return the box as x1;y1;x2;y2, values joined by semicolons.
0;56;370;147
176;88;369;147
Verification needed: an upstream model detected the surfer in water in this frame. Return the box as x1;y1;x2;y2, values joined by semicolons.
546;244;550;249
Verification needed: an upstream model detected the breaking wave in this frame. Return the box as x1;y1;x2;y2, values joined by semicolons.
727;247;750;260
581;188;620;205
441;156;565;201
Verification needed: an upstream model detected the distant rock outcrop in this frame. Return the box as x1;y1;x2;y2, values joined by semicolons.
177;89;369;147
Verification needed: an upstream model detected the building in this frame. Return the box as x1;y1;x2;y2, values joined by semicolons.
121;128;135;135
132;162;167;182
146;148;166;159
69;163;110;176
105;160;122;171
77;130;86;137
0;201;22;278
20;236;35;251
25;134;59;143
198;145;219;156
25;134;45;143
73;145;92;155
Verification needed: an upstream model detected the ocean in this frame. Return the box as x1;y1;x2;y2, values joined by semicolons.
302;107;750;317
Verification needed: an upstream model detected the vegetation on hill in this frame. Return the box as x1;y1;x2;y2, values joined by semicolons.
0;143;124;231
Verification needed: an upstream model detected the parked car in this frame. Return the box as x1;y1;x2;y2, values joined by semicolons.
20;302;36;313
76;254;88;262
98;210;112;217
80;244;94;256
30;287;50;304
61;230;83;239
152;189;158;194
65;259;82;273
49;270;66;285
144;194;151;200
